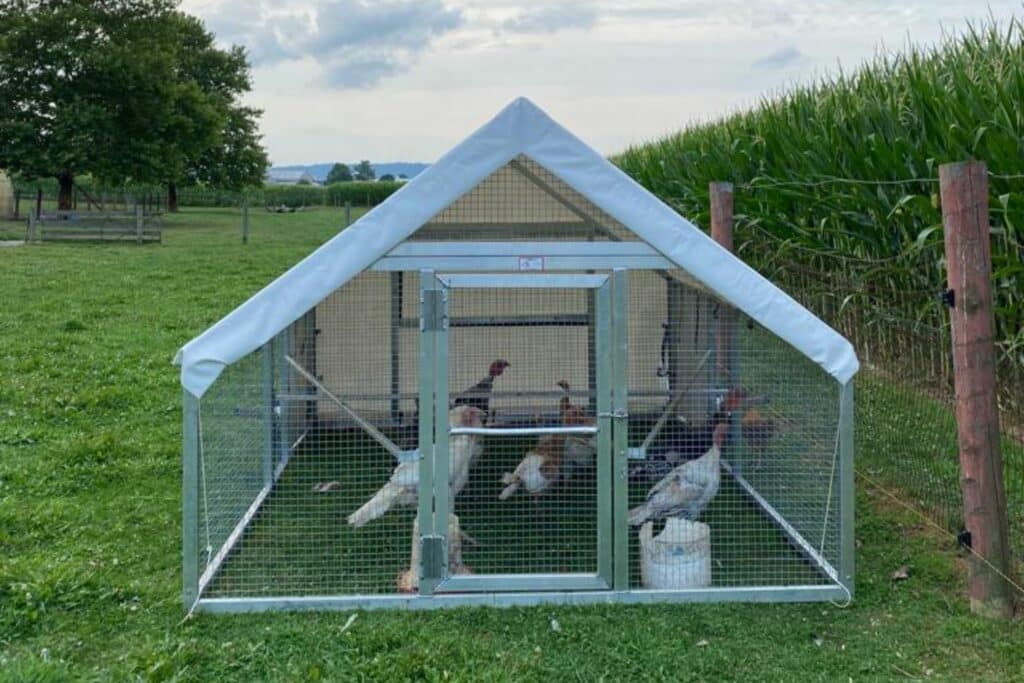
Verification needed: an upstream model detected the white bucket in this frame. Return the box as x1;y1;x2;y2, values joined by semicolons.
639;518;712;589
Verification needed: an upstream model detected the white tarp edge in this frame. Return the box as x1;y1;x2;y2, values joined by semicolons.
176;97;858;398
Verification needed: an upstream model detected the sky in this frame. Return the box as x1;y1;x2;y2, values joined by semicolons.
180;0;1022;165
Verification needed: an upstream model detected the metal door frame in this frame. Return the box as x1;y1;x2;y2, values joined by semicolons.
418;271;621;594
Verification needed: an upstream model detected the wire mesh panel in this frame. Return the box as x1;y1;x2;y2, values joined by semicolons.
196;272;425;598
624;270;844;590
413;155;638;242
191;349;271;591
438;283;606;581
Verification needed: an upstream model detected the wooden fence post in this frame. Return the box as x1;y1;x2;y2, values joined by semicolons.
940;160;1015;619
242;200;250;244
134;203;143;244
710;182;736;384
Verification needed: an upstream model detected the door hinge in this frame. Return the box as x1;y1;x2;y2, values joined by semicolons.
421;289;448;331
421;534;446;580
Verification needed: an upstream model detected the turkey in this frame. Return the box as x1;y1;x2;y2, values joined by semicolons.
556;380;596;471
452;359;510;420
396;513;472;592
628;422;728;526
629;388;747;484
347;405;484;527
498;433;565;499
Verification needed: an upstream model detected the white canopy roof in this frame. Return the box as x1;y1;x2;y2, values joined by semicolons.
176;97;858;397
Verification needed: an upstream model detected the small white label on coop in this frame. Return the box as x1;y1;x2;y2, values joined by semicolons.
518;256;544;271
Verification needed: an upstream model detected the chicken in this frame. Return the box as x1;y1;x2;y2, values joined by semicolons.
741;407;775;469
499;433;565;499
452;359;510;420
628;388;747;484
397;513;472;592
347;405;484;527
556;380;596;470
628;422;728;526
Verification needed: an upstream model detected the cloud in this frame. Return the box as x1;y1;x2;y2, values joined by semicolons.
203;0;463;88
501;5;598;34
752;45;807;69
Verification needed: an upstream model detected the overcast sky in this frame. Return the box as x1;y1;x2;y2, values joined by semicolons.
180;0;1021;165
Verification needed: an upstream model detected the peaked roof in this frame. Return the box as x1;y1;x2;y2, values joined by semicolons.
176;97;858;397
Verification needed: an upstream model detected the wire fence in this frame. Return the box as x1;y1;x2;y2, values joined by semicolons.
769;253;1024;582
9;181;404;215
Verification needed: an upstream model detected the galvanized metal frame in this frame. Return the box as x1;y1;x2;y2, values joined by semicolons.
439;273;609;289
594;280;613;588
430;272;617;594
373;241;674;272
418;270;441;594
195;584;849;613
611;269;630;590
839;381;855;596
182;389;200;609
261;342;274;487
186;243;856;610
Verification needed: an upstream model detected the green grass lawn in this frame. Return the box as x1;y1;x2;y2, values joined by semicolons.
1;207;1021;681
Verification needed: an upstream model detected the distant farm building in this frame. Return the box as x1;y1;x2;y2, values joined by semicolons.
265;169;321;186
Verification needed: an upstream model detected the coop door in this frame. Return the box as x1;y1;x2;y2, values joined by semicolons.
419;272;626;594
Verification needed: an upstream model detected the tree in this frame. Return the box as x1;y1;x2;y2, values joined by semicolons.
379;174;395;182
354;160;375;181
0;2;266;212
184;105;268;200
159;11;266;210
0;0;181;209
326;162;353;184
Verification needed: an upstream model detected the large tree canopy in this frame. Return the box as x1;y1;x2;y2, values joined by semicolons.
326;162;353;184
162;11;267;208
0;0;266;210
353;160;375;181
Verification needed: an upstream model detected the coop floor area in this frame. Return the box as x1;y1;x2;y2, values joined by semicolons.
203;431;832;599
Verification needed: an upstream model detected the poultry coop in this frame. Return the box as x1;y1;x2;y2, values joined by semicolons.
176;98;858;612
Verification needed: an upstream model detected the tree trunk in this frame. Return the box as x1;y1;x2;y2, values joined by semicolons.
168;181;179;213
57;172;74;211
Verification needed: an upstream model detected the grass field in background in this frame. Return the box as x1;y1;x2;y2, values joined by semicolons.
1;208;1021;680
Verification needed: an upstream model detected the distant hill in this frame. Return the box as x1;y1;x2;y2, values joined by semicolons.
269;162;429;183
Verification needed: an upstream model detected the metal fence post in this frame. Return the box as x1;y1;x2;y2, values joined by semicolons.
345;201;352;227
134;203;143;244
940;160;1015;619
242;200;250;244
710;182;736;385
27;209;37;243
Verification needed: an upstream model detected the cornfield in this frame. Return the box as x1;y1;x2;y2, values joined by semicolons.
613;18;1024;397
614;18;1024;570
